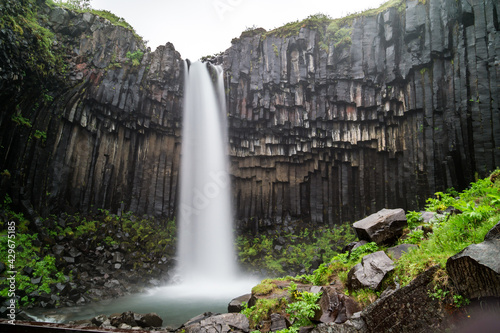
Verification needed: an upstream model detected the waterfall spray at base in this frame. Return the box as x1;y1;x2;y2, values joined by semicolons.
177;60;236;284
25;61;258;328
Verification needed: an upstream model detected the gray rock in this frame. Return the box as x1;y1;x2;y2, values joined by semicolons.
352;209;407;245
484;221;500;241
387;244;418;260
91;314;107;326
360;266;449;332
228;294;253;313
446;239;500;299
314;286;361;324
270;313;289;331
137;313;163;328
184;313;249;333
347;251;394;291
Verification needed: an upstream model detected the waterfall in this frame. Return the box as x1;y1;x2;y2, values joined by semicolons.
177;61;236;283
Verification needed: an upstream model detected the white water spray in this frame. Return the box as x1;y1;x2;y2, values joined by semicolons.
24;62;258;328
177;61;236;284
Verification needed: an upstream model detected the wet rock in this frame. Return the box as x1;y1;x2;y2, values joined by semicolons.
62;256;75;264
137;313;163;328
352;209;407;245
446;239;500;299
484;221;500;241
31;276;42;285
360;266;448;332
347;251;394;291
91;314;107;326
110;311;137;327
342;241;368;254
298;326;315;333
68;247;82;258
52;244;65;256
314;286;361;324
270;313;289;331
228;294;254;313
184;313;249;333
387;244;418;260
23;266;34;276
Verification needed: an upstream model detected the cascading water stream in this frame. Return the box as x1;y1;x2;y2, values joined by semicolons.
25;61;257;328
177;61;236;283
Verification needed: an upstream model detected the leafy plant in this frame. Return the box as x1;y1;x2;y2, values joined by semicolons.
285;291;322;328
452;294;470;308
11;113;32;128
33;130;47;143
241;298;284;328
406;211;423;229
334;242;379;264
402;229;425;245
126;50;144;66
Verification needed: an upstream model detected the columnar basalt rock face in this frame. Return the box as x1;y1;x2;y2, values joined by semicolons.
0;5;183;219
224;0;500;227
0;1;499;228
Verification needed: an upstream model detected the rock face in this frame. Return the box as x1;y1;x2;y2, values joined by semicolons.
352;209;407;245
1;0;500;228
223;0;500;227
0;3;183;220
347;251;394;291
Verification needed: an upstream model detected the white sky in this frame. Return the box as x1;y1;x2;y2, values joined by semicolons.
90;0;388;60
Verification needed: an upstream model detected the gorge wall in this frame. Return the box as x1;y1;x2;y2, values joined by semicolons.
0;2;184;220
0;0;499;229
224;0;500;227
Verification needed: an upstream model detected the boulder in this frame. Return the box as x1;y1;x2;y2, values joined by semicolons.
91;314;107;326
313;286;361;324
361;266;447;332
347;251;394;291
446;239;500;299
228;294;253;313
312;312;366;333
484;221;500;241
137;313;163;328
110;311;137;327
342;241;368;254
352;209;407;245
387;244;418;260
270;313;289;331
184;313;249;333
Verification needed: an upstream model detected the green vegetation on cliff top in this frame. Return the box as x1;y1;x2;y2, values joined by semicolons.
234;0;406;51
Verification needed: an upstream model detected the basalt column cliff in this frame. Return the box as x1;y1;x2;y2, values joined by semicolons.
0;4;184;220
224;0;500;227
0;0;499;228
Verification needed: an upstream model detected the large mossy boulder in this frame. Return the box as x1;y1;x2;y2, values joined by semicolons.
352;209;407;245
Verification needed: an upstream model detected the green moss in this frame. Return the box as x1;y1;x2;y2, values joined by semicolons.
252;279;277;295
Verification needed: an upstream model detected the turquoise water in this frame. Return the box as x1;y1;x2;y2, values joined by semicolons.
26;279;258;328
